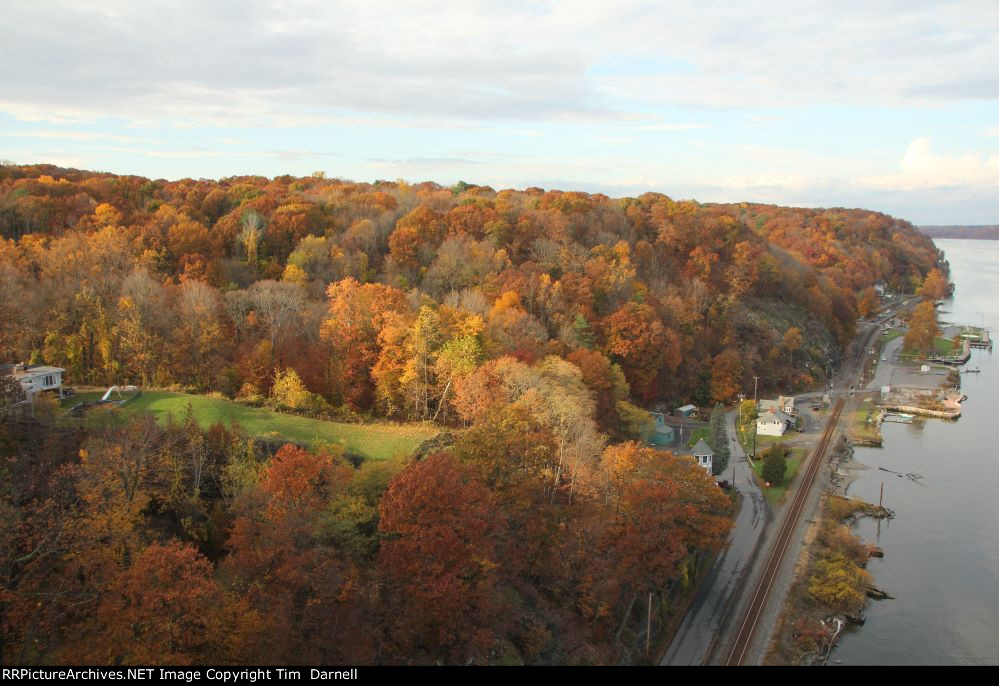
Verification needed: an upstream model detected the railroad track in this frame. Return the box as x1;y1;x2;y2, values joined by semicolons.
725;396;845;665
723;320;878;665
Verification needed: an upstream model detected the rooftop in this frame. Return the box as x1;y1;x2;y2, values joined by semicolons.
691;438;714;456
2;364;64;379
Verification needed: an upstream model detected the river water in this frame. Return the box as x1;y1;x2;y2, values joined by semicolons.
833;239;999;665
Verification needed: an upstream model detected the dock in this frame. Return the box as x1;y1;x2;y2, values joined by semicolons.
884;404;960;420
960;326;992;350
970;330;992;349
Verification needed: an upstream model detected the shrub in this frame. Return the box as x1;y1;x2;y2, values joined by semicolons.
807;552;871;614
761;444;788;485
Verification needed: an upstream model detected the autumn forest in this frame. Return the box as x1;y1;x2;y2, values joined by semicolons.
0;163;942;665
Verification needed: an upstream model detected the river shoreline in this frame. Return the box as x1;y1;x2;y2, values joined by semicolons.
830;239;999;665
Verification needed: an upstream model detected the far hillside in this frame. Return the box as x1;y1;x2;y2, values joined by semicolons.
919;225;999;239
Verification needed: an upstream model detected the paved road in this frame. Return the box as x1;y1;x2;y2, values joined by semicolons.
661;301;914;666
660;410;767;665
867;334;904;390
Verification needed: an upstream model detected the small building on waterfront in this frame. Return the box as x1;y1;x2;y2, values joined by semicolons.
691;438;714;474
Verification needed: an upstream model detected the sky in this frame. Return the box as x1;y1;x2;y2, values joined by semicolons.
2;0;998;225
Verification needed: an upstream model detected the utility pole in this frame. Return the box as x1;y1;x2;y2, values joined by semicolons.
752;376;759;459
646;592;653;656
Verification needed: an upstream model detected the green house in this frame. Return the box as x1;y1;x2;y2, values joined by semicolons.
648;412;676;447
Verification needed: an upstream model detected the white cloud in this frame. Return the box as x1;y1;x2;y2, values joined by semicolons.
717;172;813;192
862;137;999;191
1;130;164;144
628;123;710;131
2;1;999;128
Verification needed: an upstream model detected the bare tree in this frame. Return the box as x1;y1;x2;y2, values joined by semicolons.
0;374;27;415
176;280;222;386
247;280;306;368
222;289;254;339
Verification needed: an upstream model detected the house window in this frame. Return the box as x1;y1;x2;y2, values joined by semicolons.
44;375;53;386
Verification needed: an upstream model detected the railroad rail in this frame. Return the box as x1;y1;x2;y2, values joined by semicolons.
723;316;880;665
725;396;845;665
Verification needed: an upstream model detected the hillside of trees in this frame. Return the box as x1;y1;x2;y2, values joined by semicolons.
0;163;943;665
0;164;941;408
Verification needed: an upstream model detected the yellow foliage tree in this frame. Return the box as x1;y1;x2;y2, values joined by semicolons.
903;301;940;358
94;202;123;228
271;368;313;410
282;263;308;286
918;267;949;301
807;552;871;614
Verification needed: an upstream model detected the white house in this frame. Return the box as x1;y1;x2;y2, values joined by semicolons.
690;438;714;474
2;364;65;401
756;409;794;437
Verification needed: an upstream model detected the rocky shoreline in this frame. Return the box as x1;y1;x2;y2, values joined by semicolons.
767;437;895;665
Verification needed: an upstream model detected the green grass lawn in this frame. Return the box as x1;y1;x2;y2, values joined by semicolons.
752;446;807;504
686;427;710;449
900;335;960;360
61;390;438;461
932;336;958;353
736;419;794;457
847;406;881;444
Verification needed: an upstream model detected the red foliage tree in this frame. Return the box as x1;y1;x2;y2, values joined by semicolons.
378;453;506;664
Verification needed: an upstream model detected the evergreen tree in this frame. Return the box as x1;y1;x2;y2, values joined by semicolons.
761;444;788;485
708;402;730;476
571;313;596;350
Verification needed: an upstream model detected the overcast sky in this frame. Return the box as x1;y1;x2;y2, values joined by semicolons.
2;0;998;224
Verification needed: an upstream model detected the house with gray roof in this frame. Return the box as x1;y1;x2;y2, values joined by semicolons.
691;438;713;474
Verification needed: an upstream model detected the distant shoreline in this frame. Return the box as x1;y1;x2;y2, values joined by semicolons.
923;235;999;240
919;225;999;240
